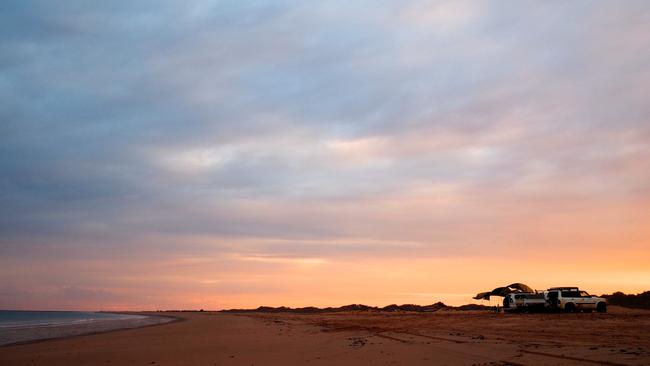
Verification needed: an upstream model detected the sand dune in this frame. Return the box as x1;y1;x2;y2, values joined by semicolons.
221;302;484;313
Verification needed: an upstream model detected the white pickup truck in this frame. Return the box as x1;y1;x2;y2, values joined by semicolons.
477;283;608;313
502;287;607;312
545;287;607;313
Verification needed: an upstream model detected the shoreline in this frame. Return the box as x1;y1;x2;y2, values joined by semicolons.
0;312;183;348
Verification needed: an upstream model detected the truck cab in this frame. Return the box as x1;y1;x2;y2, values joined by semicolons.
545;287;607;313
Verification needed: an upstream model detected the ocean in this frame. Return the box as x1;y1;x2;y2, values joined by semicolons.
0;310;172;346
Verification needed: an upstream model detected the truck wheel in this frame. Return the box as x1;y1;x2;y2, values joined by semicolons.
564;303;576;313
596;302;607;313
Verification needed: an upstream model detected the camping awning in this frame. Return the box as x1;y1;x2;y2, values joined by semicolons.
473;283;534;300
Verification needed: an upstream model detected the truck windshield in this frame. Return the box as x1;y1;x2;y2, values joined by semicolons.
580;291;590;297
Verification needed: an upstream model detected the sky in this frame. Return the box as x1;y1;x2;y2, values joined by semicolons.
1;0;649;310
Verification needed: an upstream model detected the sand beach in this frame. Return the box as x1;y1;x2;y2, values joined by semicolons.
1;307;649;365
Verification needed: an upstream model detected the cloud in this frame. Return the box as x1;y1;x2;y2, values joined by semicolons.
1;0;649;309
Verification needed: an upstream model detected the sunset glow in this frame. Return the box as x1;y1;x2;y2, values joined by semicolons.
1;1;649;311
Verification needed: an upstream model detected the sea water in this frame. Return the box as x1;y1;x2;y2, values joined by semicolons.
0;310;145;329
0;310;172;345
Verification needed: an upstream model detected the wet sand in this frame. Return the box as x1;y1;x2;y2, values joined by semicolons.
1;306;649;365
